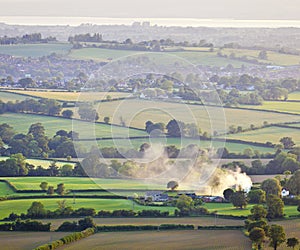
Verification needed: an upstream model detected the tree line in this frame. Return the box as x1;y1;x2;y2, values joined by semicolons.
0;33;56;45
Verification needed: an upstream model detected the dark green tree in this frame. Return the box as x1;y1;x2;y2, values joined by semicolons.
249;227;266;250
286;237;299;249
268;224;286;250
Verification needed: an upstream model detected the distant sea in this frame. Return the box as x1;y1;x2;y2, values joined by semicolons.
0;16;300;28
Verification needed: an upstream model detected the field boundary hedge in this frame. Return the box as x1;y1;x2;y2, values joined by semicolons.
96;224;195;232
34;227;95;250
197;225;244;230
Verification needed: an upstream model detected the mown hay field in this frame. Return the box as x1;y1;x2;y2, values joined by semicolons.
61;230;251;250
0;232;69;250
5;90;131;102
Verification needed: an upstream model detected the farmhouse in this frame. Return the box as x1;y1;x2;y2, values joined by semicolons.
144;191;169;202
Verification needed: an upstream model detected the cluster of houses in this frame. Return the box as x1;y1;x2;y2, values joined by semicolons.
143;191;225;203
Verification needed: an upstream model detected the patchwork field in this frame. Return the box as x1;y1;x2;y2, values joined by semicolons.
0;113;147;138
0;43;72;57
4;90;131;102
0;232;70;250
61;230;251;250
225;126;300;145
243;101;300;114
70;99;300;133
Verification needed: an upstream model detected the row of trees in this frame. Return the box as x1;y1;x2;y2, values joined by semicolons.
222;150;300;175
0;33;56;45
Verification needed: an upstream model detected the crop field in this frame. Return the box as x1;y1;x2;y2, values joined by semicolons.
0;43;72;57
222;48;300;66
2;177;164;191
0;113;147;138
86;99;300;132
0;232;70;250
0;157;75;168
243;101;300;114
0;198;175;219
61;230;251;250
5;90;131;102
288;91;300;101
95;137;276;153
68;48;253;67
0;91;37;102
225;126;300;145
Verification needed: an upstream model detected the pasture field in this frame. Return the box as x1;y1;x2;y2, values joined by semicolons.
0;113;147;138
68;48;253;67
5;90;131;102
225;126;300;145
0;198;175;219
0;232;70;250
288;91;300;101
0;91;37;102
61;230;251;250
222;48;300;66
203;203;298;218
0;43;72;57
2;177;164;191
242;101;300;114
0;182;15;196
88;99;300;132
95;137;276;153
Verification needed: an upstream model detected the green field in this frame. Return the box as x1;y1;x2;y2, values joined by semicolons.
222;48;300;66
2;177;164;191
61;230;251;250
0;43;72;57
95;137;276;153
68;48;254;67
0;198;174;219
225;126;300;145
0;182;15;196
0;232;69;250
243;101;300;114
0;113;147;138
0;91;37;102
5;90;131;102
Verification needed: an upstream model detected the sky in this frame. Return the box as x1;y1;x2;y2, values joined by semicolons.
0;0;299;20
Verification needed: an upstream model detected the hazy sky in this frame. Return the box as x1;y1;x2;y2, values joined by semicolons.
1;0;299;20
